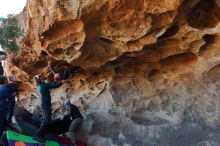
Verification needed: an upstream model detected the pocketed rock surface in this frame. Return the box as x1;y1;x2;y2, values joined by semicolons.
4;0;220;145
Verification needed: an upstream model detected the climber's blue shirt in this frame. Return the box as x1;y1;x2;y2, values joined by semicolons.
37;81;62;107
0;85;14;110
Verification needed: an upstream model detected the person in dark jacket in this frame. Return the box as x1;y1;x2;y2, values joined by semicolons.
6;76;18;128
0;75;13;136
64;100;83;146
33;74;62;143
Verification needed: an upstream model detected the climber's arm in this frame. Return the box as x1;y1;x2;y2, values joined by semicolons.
47;80;62;89
48;65;56;75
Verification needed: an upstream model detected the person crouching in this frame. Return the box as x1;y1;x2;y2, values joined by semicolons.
64;100;83;146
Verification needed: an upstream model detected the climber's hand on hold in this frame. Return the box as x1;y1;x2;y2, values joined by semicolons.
48;65;52;71
54;73;61;81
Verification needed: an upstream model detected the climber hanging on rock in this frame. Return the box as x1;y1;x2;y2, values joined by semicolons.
33;73;62;143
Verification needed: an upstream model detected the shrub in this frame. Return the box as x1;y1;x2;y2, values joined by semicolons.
0;16;23;52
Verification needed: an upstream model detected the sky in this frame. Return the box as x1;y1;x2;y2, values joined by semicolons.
0;0;27;17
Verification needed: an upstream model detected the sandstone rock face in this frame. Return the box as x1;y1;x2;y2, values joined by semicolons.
4;0;220;146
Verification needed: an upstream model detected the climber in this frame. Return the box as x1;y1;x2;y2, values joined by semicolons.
49;65;80;80
0;51;7;75
63;99;83;146
6;76;18;129
0;75;13;136
33;73;62;143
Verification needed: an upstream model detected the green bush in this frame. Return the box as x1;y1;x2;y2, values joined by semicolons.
0;16;23;52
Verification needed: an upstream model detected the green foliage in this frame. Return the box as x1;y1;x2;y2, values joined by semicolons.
0;16;23;52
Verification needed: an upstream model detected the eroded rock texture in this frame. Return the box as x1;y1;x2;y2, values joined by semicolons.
4;0;220;145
